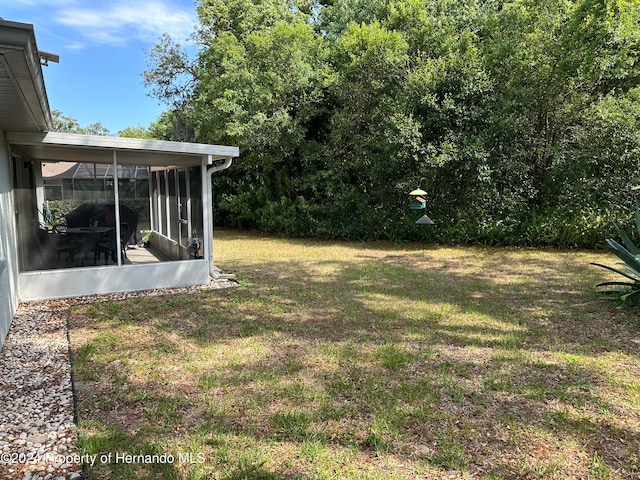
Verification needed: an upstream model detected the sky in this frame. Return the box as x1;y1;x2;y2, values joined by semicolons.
0;0;198;134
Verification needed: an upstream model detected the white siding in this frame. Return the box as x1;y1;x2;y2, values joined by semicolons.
0;130;19;349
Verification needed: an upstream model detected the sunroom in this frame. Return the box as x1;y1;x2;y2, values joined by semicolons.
8;131;239;301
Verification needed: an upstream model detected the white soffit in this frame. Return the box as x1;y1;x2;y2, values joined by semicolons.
0;19;52;132
6;131;239;167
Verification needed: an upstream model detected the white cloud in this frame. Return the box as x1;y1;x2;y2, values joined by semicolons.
55;0;196;47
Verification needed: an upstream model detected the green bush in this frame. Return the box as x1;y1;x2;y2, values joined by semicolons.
47;200;83;226
215;196;639;248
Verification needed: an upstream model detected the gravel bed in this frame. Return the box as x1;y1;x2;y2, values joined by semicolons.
0;278;238;480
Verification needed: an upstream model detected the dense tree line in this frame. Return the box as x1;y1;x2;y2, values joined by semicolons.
144;0;640;246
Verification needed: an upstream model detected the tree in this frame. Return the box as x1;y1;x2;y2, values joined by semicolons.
118;126;154;139
51;110;110;135
143;34;197;112
143;0;640;245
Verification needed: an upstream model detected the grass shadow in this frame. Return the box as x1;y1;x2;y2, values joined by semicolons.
69;231;640;479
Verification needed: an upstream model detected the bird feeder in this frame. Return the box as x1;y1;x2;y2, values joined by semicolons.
410;196;426;210
409;186;427;209
409;178;434;225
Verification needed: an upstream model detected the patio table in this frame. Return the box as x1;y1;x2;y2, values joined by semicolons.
65;227;114;265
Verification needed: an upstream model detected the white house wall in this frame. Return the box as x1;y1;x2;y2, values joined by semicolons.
18;259;210;302
0;129;19;348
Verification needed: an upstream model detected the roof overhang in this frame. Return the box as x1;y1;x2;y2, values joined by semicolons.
0;19;52;132
6;131;240;168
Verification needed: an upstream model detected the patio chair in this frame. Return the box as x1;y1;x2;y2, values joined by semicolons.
96;222;129;264
53;224;78;264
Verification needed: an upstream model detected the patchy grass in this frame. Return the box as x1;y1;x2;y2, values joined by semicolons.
70;230;640;479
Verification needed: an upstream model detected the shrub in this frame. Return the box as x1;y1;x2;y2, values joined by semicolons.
592;211;640;303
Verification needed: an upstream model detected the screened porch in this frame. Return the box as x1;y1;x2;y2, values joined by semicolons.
7;131;238;301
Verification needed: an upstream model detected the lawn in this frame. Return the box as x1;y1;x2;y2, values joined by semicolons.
70;230;640;479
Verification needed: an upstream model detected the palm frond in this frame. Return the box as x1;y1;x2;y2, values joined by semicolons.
591;262;639;283
593;213;640;304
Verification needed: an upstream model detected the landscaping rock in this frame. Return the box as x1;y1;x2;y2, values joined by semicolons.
0;277;237;479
